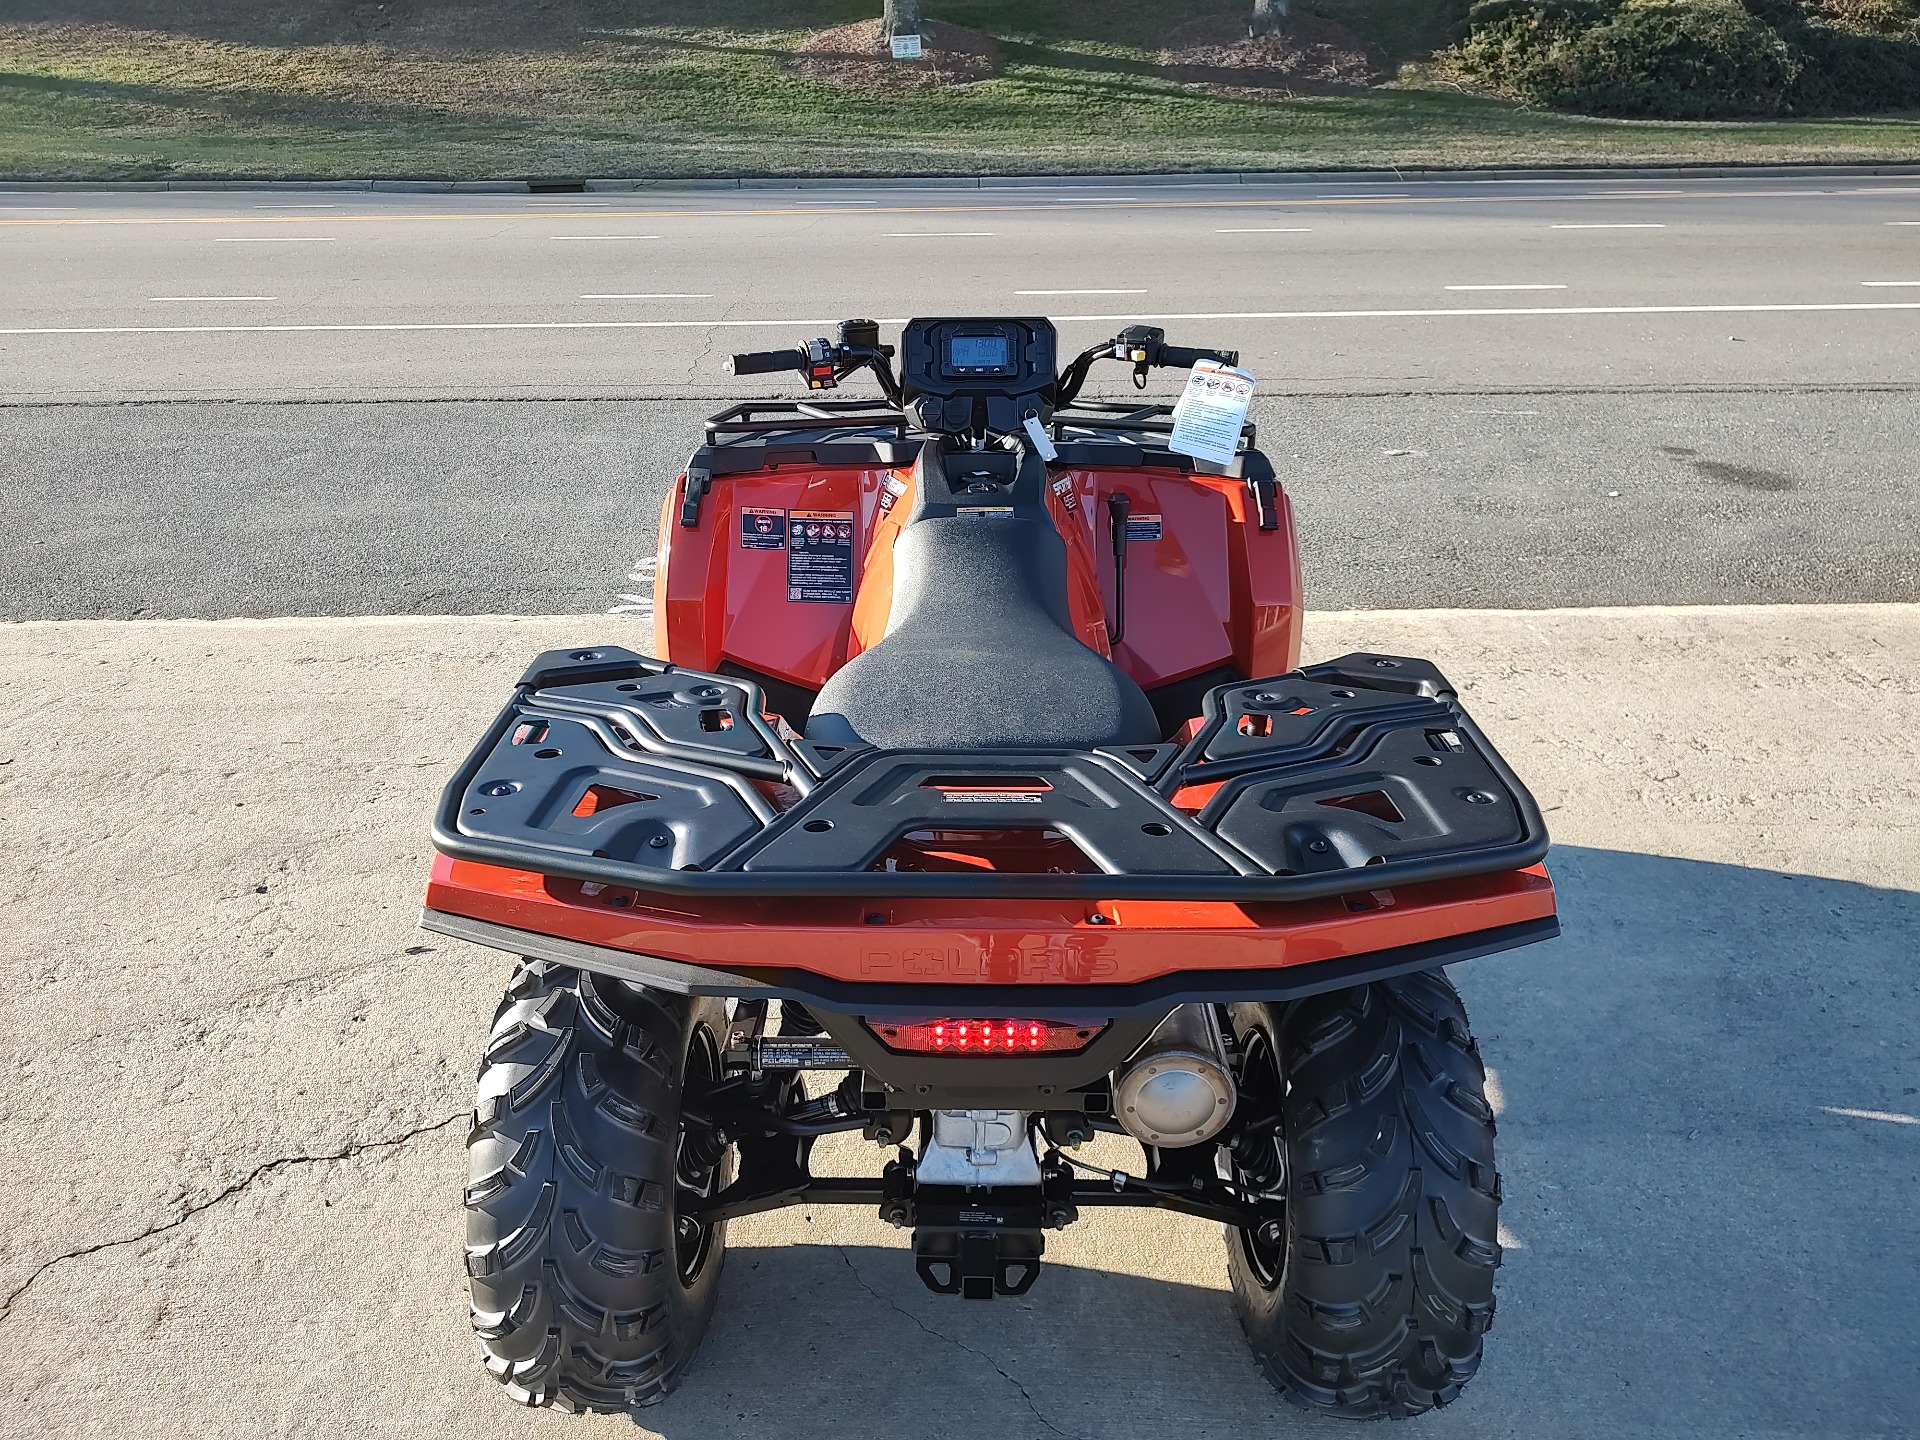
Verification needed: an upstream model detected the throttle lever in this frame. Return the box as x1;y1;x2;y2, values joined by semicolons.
1115;324;1167;390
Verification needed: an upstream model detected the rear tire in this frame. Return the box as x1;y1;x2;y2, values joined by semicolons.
1226;971;1501;1419
464;959;731;1412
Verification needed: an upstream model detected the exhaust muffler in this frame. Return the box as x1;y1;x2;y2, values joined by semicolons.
1112;1004;1237;1147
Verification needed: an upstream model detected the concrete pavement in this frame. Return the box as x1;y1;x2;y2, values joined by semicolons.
1;604;1915;1438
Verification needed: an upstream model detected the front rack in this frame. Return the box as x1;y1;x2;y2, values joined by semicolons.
432;647;1549;901
680;401;1277;529
1050;400;1256;452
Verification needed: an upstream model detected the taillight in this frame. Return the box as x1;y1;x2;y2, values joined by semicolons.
865;1018;1105;1054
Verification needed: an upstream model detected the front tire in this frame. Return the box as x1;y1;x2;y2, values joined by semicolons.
1227;971;1501;1419
464;960;731;1412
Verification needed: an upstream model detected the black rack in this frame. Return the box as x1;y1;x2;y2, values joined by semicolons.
432;647;1549;901
1050;400;1257;451
680;401;916;527
1046;403;1277;528
703;399;911;446
680;401;1278;531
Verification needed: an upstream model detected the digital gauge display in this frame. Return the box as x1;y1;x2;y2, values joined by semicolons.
948;333;1011;370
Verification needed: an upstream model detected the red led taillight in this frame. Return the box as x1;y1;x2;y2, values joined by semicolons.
865;1018;1105;1055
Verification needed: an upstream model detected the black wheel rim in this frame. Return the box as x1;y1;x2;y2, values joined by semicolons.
1233;1025;1288;1291
673;1024;724;1287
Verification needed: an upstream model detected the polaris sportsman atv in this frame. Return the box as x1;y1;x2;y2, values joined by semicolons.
425;317;1556;1419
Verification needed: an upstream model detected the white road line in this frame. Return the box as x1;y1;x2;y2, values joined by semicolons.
1015;288;1147;295
1445;284;1567;291
885;231;995;237
12;300;1920;336
148;296;277;301
1578;190;1684;197
552;234;661;240
581;292;713;299
1862;280;1920;286
253;203;337;209
1216;227;1312;233
1890;221;1920;226
1045;196;1138;202
212;236;336;242
1318;191;1408;198
1552;223;1666;230
1821;1106;1919;1125
1046;302;1920;322
813;200;879;205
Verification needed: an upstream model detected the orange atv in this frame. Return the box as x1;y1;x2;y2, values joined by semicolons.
425;318;1556;1420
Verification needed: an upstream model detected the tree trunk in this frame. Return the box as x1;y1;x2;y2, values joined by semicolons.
883;0;925;39
1251;0;1288;35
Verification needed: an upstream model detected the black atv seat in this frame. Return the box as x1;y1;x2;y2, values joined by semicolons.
808;452;1161;751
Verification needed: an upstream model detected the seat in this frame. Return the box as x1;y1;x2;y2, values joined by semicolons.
807;513;1162;751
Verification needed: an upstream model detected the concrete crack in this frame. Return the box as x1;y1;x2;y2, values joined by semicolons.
836;1246;1071;1438
0;1111;463;1326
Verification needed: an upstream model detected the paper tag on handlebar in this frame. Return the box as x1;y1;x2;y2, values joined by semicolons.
1021;415;1059;462
1169;359;1256;467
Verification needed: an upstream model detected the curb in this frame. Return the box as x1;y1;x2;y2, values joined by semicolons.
5;162;1920;194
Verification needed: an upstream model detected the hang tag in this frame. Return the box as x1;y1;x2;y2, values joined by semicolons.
1021;415;1059;461
1169;359;1256;467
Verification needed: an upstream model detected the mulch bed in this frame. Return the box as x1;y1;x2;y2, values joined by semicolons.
789;18;1003;89
1160;12;1391;95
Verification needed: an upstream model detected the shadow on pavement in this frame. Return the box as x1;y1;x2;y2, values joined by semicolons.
654;846;1920;1440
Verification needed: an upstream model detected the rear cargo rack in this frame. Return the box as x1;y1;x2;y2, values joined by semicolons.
432;648;1549;901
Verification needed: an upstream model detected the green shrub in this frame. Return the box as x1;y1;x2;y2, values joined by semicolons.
1568;1;1799;116
1442;0;1920;115
1745;0;1920;108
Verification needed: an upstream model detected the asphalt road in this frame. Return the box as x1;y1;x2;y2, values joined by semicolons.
4;174;1920;401
4;173;1919;619
2;389;1914;619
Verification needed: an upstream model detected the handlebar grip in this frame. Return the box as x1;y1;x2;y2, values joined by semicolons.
1159;344;1240;370
724;348;807;377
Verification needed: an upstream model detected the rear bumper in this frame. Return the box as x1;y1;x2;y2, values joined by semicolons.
418;905;1560;1018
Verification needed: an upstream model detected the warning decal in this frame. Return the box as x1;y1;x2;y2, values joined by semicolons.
788;509;856;604
740;506;787;550
1126;513;1164;542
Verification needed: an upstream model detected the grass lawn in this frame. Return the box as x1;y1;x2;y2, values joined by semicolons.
3;0;1919;179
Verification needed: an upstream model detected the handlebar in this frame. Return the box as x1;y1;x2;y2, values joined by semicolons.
1158;342;1240;370
1053;326;1242;406
721;320;1241;415
723;322;902;403
725;348;808;377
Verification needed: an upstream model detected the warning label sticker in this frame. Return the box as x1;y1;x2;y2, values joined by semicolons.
788;509;856;604
957;506;1016;520
877;476;909;514
739;506;787;550
1126;513;1164;543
